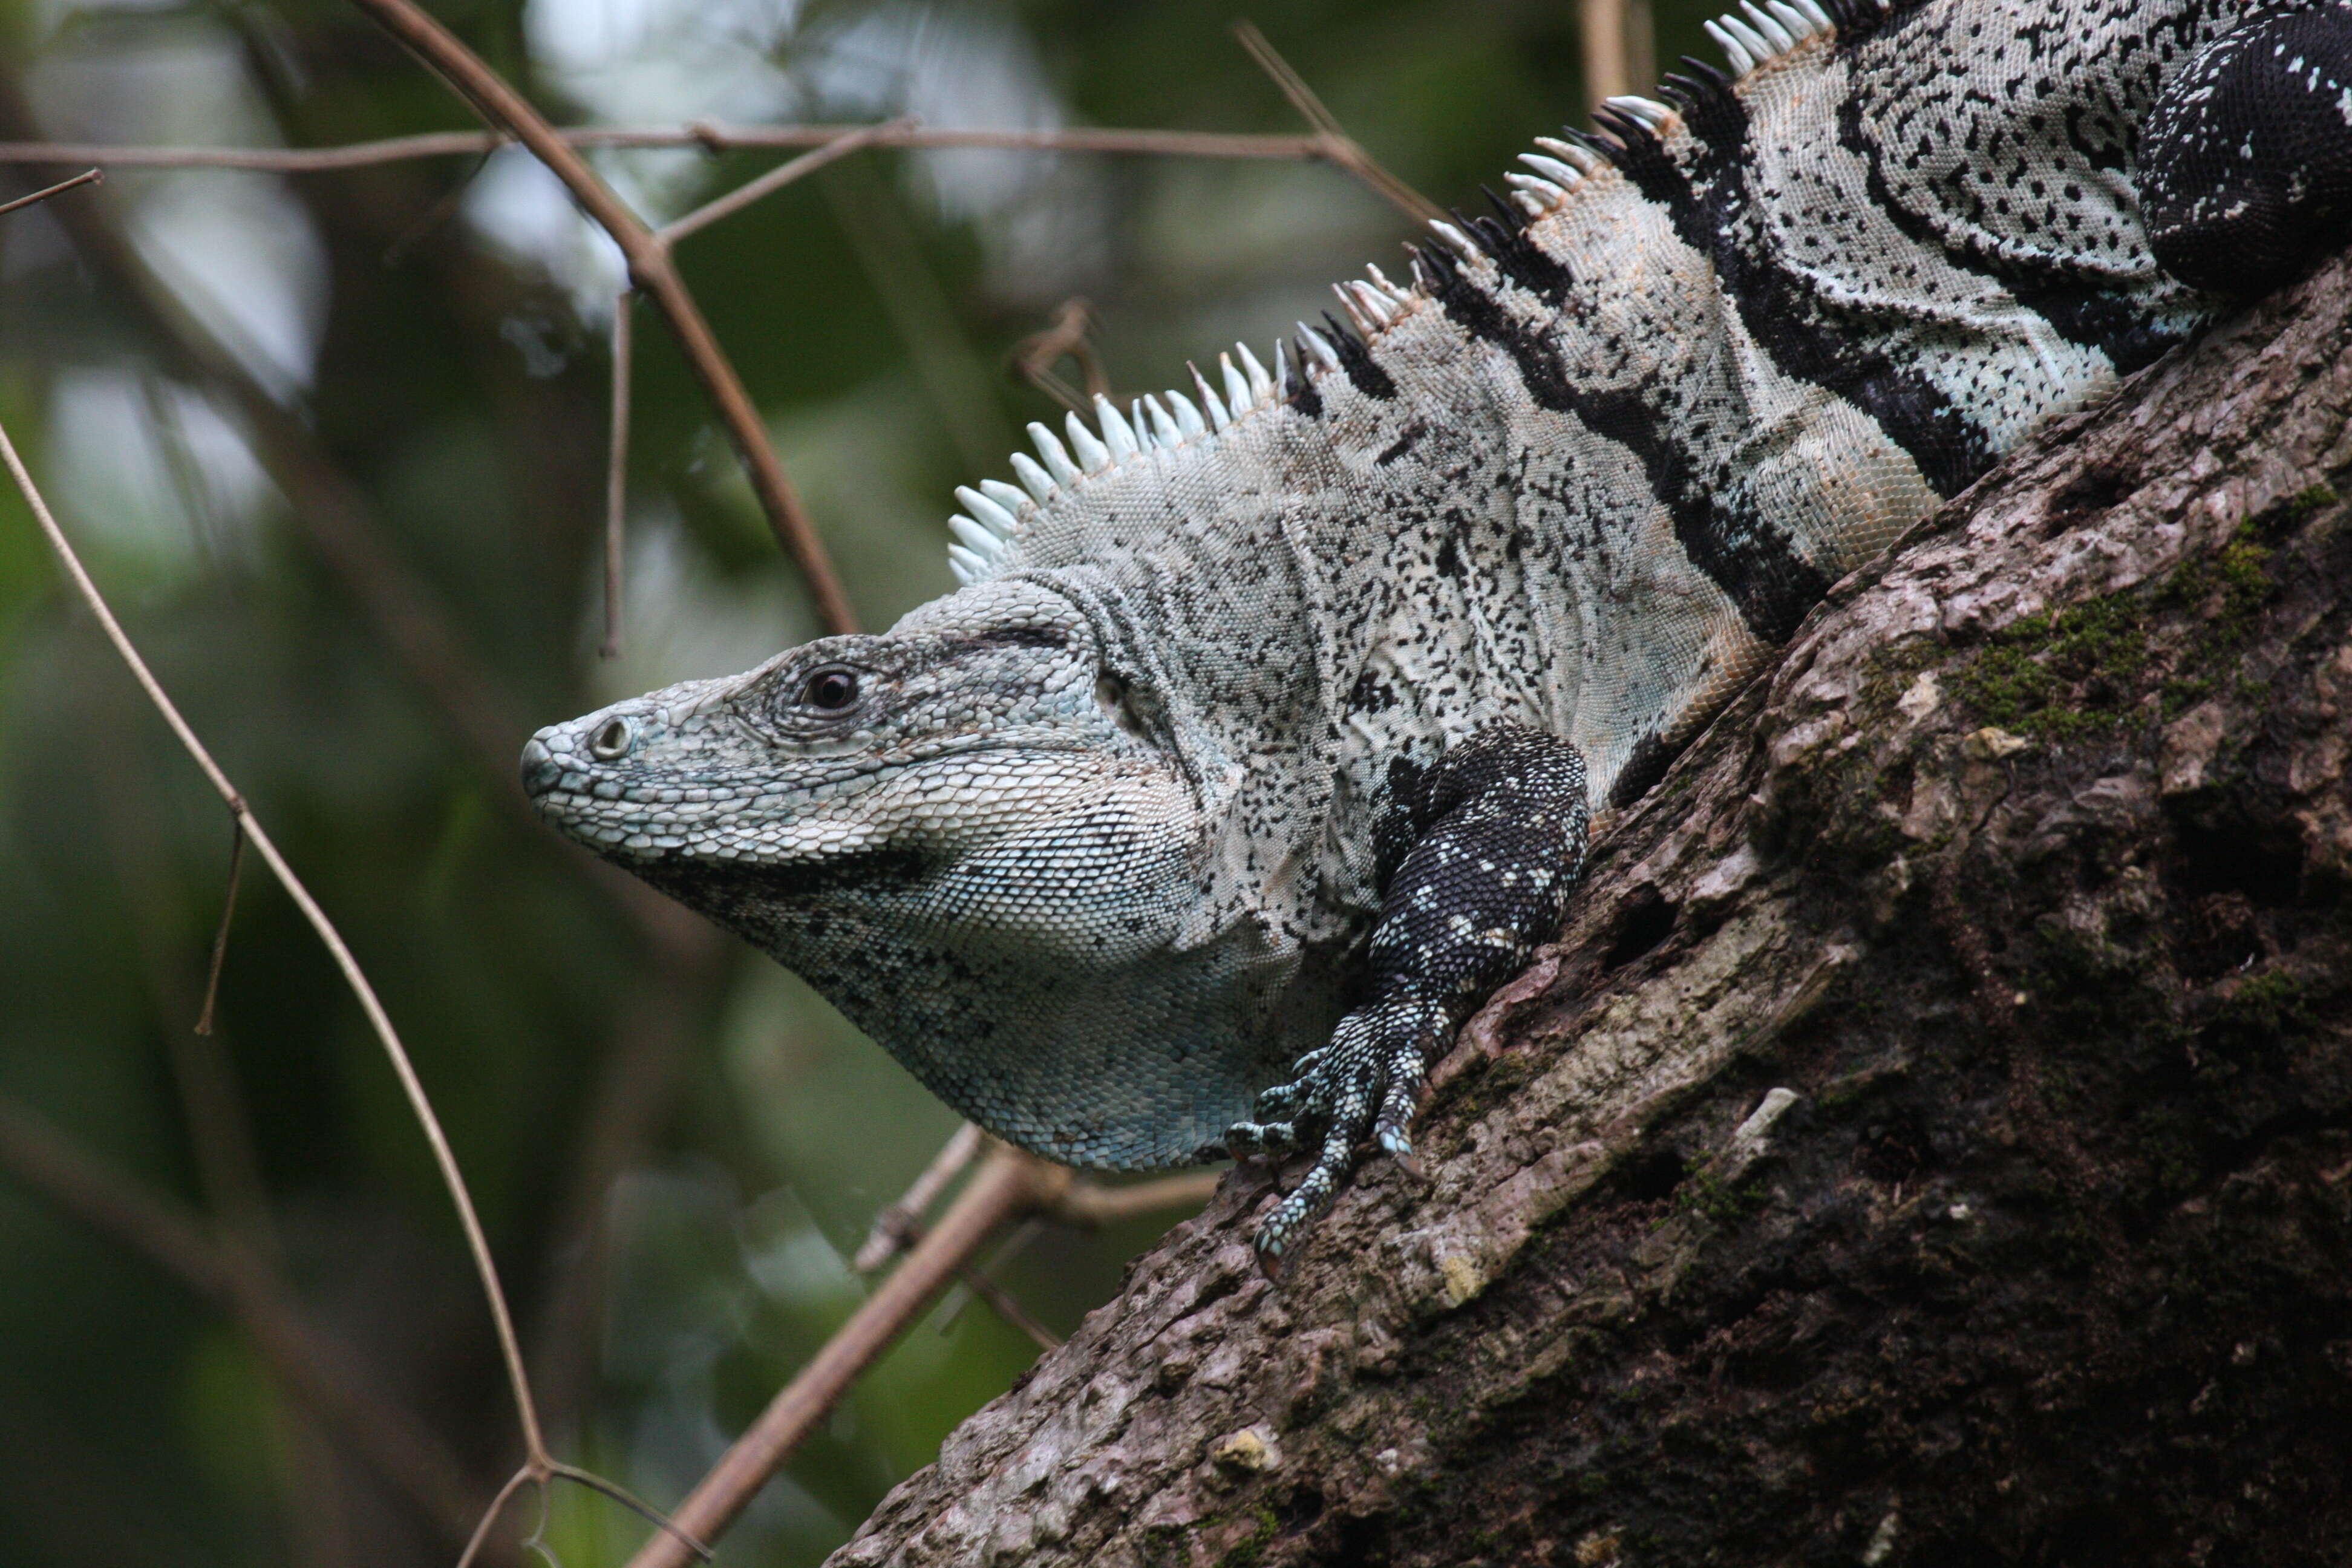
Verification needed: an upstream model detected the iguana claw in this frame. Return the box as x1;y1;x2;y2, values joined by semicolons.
1230;995;1451;1256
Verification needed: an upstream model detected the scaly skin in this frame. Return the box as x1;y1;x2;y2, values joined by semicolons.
529;0;2352;1258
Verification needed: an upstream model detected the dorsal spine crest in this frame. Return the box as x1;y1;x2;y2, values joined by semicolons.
945;0;1874;586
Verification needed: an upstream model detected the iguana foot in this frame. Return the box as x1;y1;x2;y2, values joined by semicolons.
1228;725;1591;1261
1227;995;1450;1256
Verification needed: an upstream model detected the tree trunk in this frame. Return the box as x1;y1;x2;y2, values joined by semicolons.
829;255;2352;1568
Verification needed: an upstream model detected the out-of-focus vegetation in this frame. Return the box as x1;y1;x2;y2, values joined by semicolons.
0;0;1721;1561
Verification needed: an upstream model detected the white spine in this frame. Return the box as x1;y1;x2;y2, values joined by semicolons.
1518;152;1584;189
1093;394;1140;463
1143;394;1181;448
1705;19;1756;74
1296;323;1343;374
976;479;1031;522
1720;13;1775;65
1766;0;1818;40
949;515;1006;560
1236;342;1273;405
1429;220;1481;261
1065;410;1111;473
1191;364;1231;430
1364;263;1414;307
1740;0;1797;51
1008;451;1057;504
1534;136;1601;174
1028;422;1082;486
1166;389;1208;439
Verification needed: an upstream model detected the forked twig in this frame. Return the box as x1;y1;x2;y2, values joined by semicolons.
1230;21;1442;224
1009;299;1113;418
345;0;858;636
854;1122;984;1272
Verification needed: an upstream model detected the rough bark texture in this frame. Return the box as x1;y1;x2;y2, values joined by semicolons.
830;255;2352;1568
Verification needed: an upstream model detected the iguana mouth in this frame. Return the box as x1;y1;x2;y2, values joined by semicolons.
520;730;1132;863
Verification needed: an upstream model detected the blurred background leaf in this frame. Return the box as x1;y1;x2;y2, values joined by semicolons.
0;0;1722;1561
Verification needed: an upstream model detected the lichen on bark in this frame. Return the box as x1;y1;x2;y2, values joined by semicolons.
829;255;2352;1568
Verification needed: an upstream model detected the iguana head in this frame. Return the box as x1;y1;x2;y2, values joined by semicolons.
524;573;1317;1168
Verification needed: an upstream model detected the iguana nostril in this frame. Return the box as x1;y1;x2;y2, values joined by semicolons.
519;736;558;793
590;717;635;760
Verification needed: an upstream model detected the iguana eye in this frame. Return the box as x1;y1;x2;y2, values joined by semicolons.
800;667;861;711
590;717;635;760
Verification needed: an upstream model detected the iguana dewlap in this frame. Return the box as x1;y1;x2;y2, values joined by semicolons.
529;0;2352;1256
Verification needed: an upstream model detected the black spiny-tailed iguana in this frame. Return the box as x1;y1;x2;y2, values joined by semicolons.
526;0;2352;1258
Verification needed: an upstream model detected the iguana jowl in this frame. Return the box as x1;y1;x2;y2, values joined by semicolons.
528;0;2352;1256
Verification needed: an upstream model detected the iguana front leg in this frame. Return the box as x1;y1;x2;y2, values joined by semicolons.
1229;725;1590;1258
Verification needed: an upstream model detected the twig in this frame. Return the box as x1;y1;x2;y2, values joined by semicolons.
194;818;246;1036
0;125;1333;173
347;0;858;636
622;1144;1073;1568
1009;299;1112;419
854;1122;984;1272
1230;22;1442;225
0;408;563;1495
858;1135;1065;1345
1048;1169;1225;1227
602;291;633;660
0;1096;482;1546
655;117;912;246
950;1247;1063;1353
0;164;98;214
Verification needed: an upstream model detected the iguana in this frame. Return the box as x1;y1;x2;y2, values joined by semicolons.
526;0;2352;1258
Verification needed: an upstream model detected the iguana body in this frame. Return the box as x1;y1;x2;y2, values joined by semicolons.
528;0;2352;1254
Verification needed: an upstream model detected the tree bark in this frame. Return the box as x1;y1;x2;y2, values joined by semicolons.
829;254;2352;1567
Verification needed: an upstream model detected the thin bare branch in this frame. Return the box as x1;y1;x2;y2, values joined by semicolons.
656;117;912;246
0;124;1331;173
546;1462;712;1561
1009;299;1112;420
0;164;98;213
854;1122;984;1272
954;1260;1063;1353
603;292;633;661
0;1096;482;1545
1048;1169;1225;1227
0;408;552;1469
456;1465;538;1568
623;1144;1073;1568
1230;21;1442;224
194;818;245;1036
345;0;858;636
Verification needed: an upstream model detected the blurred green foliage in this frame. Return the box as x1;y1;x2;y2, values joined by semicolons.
0;0;1720;1561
